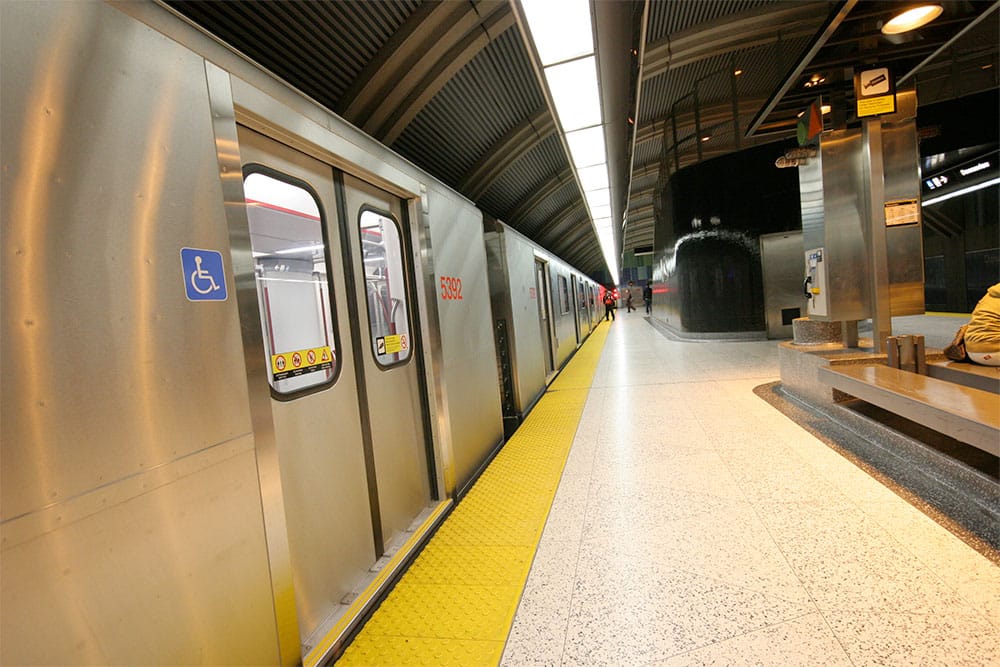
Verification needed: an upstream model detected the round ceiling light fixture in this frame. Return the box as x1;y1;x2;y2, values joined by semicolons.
881;4;943;35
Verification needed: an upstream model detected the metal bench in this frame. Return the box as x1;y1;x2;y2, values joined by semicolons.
818;364;1000;457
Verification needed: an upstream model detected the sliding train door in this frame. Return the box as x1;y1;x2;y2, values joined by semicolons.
339;174;434;551
535;259;555;376
235;127;377;651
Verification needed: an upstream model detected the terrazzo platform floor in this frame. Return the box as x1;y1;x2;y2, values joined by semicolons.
501;313;999;666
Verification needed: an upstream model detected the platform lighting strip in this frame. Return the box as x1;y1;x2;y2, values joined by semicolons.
521;0;619;285
921;178;1000;206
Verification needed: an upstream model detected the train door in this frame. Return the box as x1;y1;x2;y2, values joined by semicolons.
534;259;555;376
235;127;433;653
339;174;434;552
571;276;582;344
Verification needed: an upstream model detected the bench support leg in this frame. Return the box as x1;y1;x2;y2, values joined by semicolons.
842;320;859;348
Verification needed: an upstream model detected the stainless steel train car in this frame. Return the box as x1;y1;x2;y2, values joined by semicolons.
1;2;600;665
485;219;602;436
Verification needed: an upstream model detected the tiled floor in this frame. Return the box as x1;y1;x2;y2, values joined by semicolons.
501;314;999;666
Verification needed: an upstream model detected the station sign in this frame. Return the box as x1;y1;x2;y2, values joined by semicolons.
922;150;998;199
854;67;896;118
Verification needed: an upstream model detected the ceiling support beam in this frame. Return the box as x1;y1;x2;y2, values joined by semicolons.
643;2;829;80
746;0;857;137
460;109;555;199
535;204;589;248
379;6;515;145
507;170;576;223
338;1;514;144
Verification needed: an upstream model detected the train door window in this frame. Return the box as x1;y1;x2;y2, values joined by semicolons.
558;275;570;314
358;209;412;367
243;169;338;395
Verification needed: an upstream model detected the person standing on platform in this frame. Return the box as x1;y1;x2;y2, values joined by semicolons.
603;288;616;321
643;281;653;314
625;280;635;312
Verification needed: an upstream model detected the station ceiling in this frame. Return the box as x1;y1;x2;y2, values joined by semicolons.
163;0;999;281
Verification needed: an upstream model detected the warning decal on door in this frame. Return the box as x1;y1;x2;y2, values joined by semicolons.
376;335;403;355
271;346;334;380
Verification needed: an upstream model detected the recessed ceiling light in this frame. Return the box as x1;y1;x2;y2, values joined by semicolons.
881;4;943;35
803;73;826;88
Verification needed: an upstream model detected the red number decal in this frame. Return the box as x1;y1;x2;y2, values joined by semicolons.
440;276;463;300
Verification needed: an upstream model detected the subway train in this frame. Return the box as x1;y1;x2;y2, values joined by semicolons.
1;2;601;665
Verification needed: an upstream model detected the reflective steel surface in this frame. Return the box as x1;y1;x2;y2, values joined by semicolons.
803;129;872;322
760;231;805;339
2;2;279;662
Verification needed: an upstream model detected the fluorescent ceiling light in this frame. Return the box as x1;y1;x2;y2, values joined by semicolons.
520;0;593;65
544;56;601;131
585;187;610;210
566;126;606;168
520;0;618;285
578;163;609;191
882;4;943;34
922;178;999;206
589;204;611;220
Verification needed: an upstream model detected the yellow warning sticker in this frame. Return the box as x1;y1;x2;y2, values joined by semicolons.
378;334;403;355
271;346;334;380
857;94;895;118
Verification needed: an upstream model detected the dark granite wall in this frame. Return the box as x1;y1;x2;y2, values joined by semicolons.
653;140;801;334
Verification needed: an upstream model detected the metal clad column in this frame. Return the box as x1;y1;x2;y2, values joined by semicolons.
862;117;892;353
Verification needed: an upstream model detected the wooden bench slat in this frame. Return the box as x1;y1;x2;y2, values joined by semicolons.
818;364;1000;457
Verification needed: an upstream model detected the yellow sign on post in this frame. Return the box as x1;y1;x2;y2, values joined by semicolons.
854;66;896;118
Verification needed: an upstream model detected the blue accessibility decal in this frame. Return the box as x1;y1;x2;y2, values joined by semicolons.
180;247;228;301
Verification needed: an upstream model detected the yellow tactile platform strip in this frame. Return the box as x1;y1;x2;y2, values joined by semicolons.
335;323;609;667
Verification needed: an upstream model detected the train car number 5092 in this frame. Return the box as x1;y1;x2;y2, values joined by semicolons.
440;276;463;300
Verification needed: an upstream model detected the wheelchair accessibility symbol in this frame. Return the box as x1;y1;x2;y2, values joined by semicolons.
180;248;228;302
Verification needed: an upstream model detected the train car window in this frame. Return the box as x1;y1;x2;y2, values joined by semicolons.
558;275;570;314
358;209;412;367
243;170;338;395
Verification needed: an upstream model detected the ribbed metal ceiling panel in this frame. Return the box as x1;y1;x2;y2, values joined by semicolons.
633;135;662;171
392;26;542;190
166;0;419;107
477;134;570;220
646;0;784;42
523;182;582;237
640;38;811;123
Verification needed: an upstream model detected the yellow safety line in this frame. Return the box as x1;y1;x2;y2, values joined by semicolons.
335;322;610;667
304;499;454;667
